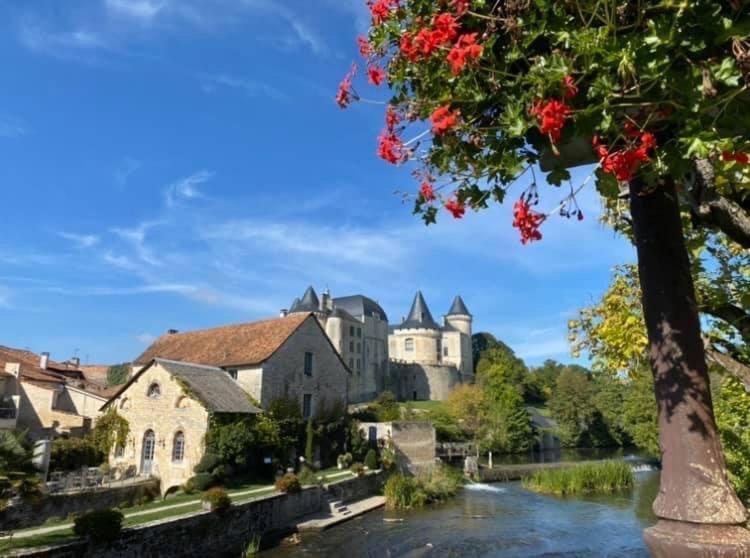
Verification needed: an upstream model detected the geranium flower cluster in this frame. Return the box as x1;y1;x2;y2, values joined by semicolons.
512;198;544;244
368;0;399;25
431;105;459;135
444;195;465;218
420;181;436;201
336;63;358;109
593;126;657;182
378;104;406;164
722;151;750;165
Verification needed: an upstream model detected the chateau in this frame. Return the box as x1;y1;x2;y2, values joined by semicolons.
284;287;474;403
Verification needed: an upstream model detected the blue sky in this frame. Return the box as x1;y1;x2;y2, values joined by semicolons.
0;0;635;367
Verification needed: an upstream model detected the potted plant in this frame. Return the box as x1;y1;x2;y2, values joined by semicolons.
201;487;231;513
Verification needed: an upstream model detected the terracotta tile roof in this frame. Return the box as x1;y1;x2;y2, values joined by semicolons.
0;346;66;389
78;365;111;385
134;313;312;367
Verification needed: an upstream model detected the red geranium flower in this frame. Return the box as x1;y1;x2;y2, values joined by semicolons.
368;65;386;86
432;13;460;43
722;151;750;164
594;129;658;182
447;33;483;75
335;63;357;109
445;196;465;218
400;31;420;62
512;198;544;244
357;36;374;58
420;181;436;201
530;99;572;144
563;75;578;99
452;0;470;16
386;105;400;131
378;131;405;164
431;105;459;135
368;0;398;25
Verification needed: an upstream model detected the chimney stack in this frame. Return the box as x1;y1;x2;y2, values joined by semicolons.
167;329;179;335
71;357;80;368
280;309;289;318
40;352;49;370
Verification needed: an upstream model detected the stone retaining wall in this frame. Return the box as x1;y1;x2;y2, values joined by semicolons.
1;479;160;531
11;473;383;558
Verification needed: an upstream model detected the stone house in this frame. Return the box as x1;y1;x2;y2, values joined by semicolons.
133;312;351;418
102;359;260;495
0;346;111;438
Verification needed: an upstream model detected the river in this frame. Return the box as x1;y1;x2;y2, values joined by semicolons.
262;469;660;558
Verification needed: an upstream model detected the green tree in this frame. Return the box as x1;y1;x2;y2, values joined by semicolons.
304;419;315;464
0;431;42;510
621;368;660;457
478;384;532;454
714;376;750;505
106;364;130;387
548;367;594;447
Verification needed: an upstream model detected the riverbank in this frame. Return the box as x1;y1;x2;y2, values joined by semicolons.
2;472;384;557
477;456;658;482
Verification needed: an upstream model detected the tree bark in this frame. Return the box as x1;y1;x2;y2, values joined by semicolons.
629;178;750;556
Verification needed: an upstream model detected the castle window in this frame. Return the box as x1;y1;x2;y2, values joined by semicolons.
357;342;361;353
356;358;361;370
443;346;449;357
304;352;314;376
349;341;354;352
172;431;185;463
405;338;414;352
147;383;161;399
357;328;362;338
349;357;354;368
350;326;355;336
302;394;312;419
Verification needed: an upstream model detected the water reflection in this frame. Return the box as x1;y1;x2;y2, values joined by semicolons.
262;471;659;558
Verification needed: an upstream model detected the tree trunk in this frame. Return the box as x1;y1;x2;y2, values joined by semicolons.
629;178;750;556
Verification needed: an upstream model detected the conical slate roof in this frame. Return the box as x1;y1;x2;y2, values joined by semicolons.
295;286;320;312
447;295;471;317
288;297;301;313
399;291;440;330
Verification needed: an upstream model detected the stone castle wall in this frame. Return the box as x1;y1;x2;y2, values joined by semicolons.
390;362;464;401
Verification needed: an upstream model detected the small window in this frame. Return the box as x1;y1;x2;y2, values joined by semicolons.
349;357;354;368
303;394;312;419
357;328;362;338
226;369;238;380
114;443;125;458
356;358;361;370
147;383;161;399
443;346;449;357
172;431;185;463
304;352;313;376
357;342;361;353
349;326;355;336
349;341;354;352
405;338;414;352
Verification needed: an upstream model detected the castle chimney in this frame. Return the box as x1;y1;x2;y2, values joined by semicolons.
40;352;49;370
167;329;179;335
71;357;80;368
280;309;288;318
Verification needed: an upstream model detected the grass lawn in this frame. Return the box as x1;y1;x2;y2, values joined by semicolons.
400;400;446;412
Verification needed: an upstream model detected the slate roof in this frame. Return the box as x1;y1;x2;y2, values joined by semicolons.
333;295;388;322
104;359;261;414
294;286;320;312
397;291;440;330
134;313;311;367
446;295;471;317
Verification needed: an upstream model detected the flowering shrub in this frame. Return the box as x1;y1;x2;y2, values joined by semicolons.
337;0;750;244
201;487;232;513
274;473;301;494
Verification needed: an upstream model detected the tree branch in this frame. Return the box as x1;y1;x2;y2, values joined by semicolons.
700;301;750;345
687;158;750;250
704;340;750;391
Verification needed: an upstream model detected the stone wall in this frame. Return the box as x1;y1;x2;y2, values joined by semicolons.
390;362;463;401
12;473;383;558
1;479;160;531
358;421;436;474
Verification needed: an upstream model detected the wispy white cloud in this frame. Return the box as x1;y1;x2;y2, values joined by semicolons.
136;332;156;344
110;221;165;266
59;232;100;249
114;158;141;186
105;0;167;21
19;25;108;57
0;116;28;139
49;283;198;296
201;74;287;101
165;170;213;207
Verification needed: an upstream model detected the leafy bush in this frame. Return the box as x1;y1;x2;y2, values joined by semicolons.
336;453;353;469
364;449;379;470
73;509;124;544
350;462;366;477
194;453;221;474
523;461;634;496
50;436;103;471
106;364;130;387
201;487;231;513
298;465;319;486
185;473;217;493
384;465;463;510
305;419;315;464
274;473;301;493
380;441;396;471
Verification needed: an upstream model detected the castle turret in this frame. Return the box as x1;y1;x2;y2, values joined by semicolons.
444;295;472;336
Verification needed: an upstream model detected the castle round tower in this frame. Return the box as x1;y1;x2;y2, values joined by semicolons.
444;296;472;336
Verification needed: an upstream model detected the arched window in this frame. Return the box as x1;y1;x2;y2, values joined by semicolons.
114;443;125;458
147;383;161;399
172;431;185;463
405;338;414;352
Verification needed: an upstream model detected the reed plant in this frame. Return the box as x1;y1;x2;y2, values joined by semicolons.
522;461;634;496
384;464;463;509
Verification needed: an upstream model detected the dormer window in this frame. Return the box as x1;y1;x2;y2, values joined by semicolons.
405;338;414;352
147;383;161;399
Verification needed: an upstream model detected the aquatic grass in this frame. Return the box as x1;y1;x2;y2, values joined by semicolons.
384;464;463;509
522;461;634;496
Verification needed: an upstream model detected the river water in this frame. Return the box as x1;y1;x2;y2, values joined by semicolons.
262;470;660;558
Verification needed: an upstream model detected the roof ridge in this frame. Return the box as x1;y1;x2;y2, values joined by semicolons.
153;312;310;339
